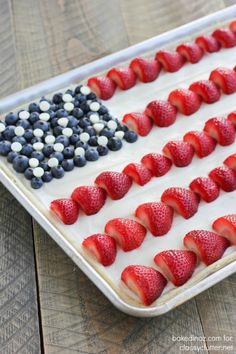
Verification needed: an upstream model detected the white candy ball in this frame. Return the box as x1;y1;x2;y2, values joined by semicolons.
62;127;73;137
48;157;59;168
29;158;39;168
80;132;90;142
90;102;100;112
39;112;50;121
33;167;44;178
89;114;100;124
14;126;25;136
97;136;108;146
74;147;85;156
19;110;30;120
115;131;125;139
39;100;50;112
62;93;73;102
53;143;64;152
58;117;69;127
0;123;6;133
11;142;22;152
45;135;56;144
93;123;104;133
107;120;117;130
80;86;91;95
64;102;74;112
33;128;44;138
33;142;44;151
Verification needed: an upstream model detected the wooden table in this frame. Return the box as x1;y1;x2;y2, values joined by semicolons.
1;1;236;353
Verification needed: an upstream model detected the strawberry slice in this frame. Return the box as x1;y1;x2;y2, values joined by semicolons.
203;117;235;146
121;265;167;305
141;153;172;177
155;50;185;72
209;67;236;94
129;57;161;83
71;186;106;215
189;177;220;203
184;230;229;265
154;250;197;286
195;35;221;53
168;88;201;115
123;163;153;186
229;20;236;33
176;43;203;63
212;28;236;48
209;166;236;192
145;100;177;127
183;131;216;158
212;214;236;245
105;218;146;251
107;67;136;90
82;234;117;266
227;112;236;127
162;140;195;167
95;171;132;200
224;154;236;171
135;202;173;236
122;112;153;136
87;76;116;100
161;187;199;219
189;80;221;103
50;198;79;225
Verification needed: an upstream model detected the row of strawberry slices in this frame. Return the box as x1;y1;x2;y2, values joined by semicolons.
87;21;236;100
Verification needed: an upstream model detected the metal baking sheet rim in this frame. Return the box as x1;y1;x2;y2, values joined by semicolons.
1;5;236;317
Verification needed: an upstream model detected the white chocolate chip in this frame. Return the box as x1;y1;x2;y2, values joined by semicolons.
0;123;6;133
93;123;104;133
33;142;44;151
74;147;85;156
33;167;44;178
79;132;90;142
62;127;73;137
107;120;117;130
62;93;73;102
14;126;25;136
115;131;125;139
89;114;100;124
39;100;50;112
48;157;59;168
80;86;91;95
19;110;30;120
11;142;22;152
53;143;64;152
39;112;50;121
29;158;39;168
45;135;56;144
97;136;108;146
89;102;100;112
33;129;44;138
58;117;69;127
64;102;74;112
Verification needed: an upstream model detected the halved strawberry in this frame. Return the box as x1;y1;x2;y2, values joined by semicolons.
183;131;216;158
189;80;221;104
189;177;220;203
155;50;185;72
95;171;132;200
209;166;236;192
209;67;236;94
122;112;153;136
229;20;236;33
195;35;221;53
154;250;197;286
107;67;136;90
203;117;235;146
105;218;146;251
162;140;195;167
161;187;199;219
227;112;236;127
71;186;106;215
176;43;203;63
129;57;161;83
50;198;79;225
123;163;153;186
184;230;230;265
224;154;236;171
212;214;236;245
135;202;173;236
145;100;177;127
141;153;172;177
168;89;201;115
82;233;117;266
121;265;167;305
212;28;236;48
87;76;116;100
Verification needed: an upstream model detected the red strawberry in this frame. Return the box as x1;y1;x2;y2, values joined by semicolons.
50;198;79;225
195;35;221;53
107;67;136;90
162;140;195;167
95;171;132;200
87;76;116;100
189;80;221;104
135;202;173;236
141;153;172;177
145;100;177;127
104;218;146;251
203;117;235;146
209;67;236;94
123;163;153;186
184;230;229;265
161;187;199;219
122;112;153;136
168;89;201;115
154;250;197;286
129;57;161;83
209;166;236;192
212;214;236;245
71;186;106;215
189;177;220;203
212;28;236;48
176;43;203;63
183;131;216;158
121;265;167;305
224;154;236;171
155;50;185;72
229;20;236;33
227;111;236;127
82;234;117;266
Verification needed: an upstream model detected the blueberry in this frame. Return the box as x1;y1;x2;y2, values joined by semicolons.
31;137;42;144
87;92;97;100
51;166;65;179
97;145;109;156
0;141;11;156
24;167;34;180
100;128;114;139
67;116;79;128
31;177;44;189
48;109;56;118
74;85;83;94
42;171;53;183
55;135;70;147
102;113;113;122
12;136;27;145
124;130;138;143
5;112;18;125
13;155;29;173
61;159;74;171
73;99;80;108
85;148;99;161
53;126;63;136
33;120;49;132
85;126;96;137
72;126;82;134
39;162;49;171
50;151;64;163
3;126;15;140
98;105;108;115
79;101;90;113
77;94;87;103
50;117;58;128
107;137;123;151
29;112;40;124
70;134;80;145
42;144;54;157
56;109;68;118
28;102;40;113
7;151;19;162
16;119;30;129
31;151;44;162
117;123;128;132
63;146;74;159
21;144;34;157
78;117;91;129
52;93;63;104
88;136;98;146
75;141;88;150
74;155;87;167
24;129;34;142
